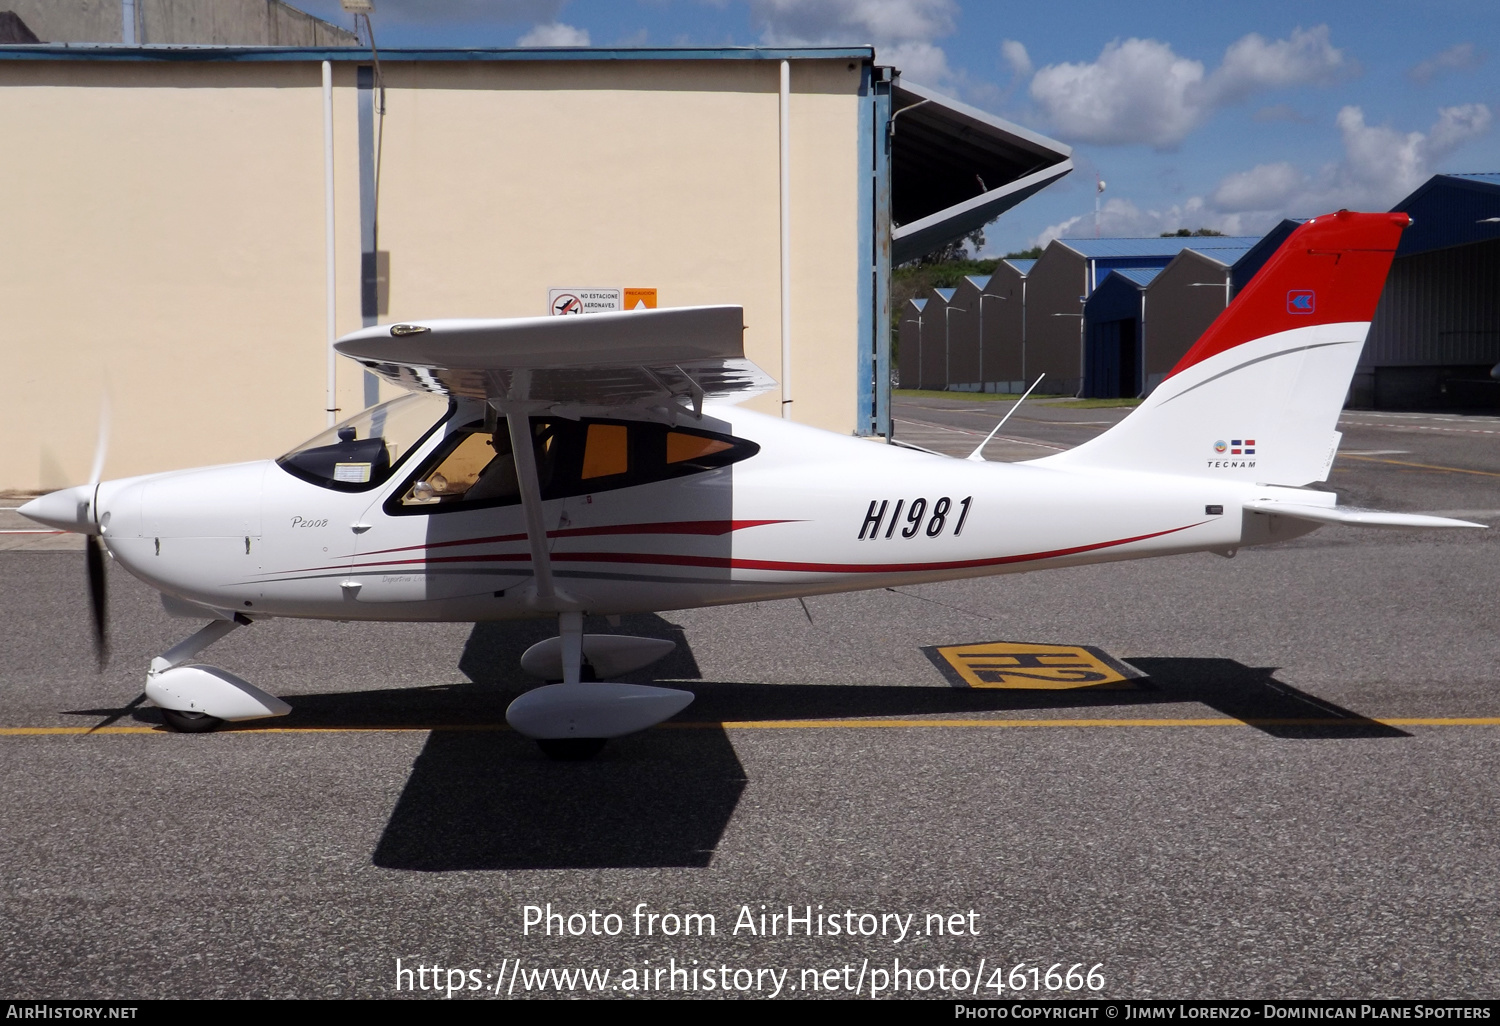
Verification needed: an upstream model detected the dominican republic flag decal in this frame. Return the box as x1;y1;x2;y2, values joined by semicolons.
1213;439;1257;455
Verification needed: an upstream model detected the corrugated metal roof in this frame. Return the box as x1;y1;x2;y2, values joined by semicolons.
1448;172;1500;186
1004;259;1036;275
1112;267;1161;287
1184;246;1253;268
1391;173;1500;256
1055;236;1262;259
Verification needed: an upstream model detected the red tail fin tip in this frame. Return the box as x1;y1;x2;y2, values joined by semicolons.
1168;211;1409;377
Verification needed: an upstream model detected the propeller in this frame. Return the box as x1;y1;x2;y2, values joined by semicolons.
85;395;110;668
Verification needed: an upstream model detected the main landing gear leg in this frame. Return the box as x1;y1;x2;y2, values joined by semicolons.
535;612;607;760
505;611;695;761
144;614;291;733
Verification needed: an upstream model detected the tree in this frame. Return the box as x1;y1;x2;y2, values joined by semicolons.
1160;227;1225;237
907;228;987;266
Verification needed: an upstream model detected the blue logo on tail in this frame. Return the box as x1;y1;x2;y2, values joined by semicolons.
1287;290;1315;314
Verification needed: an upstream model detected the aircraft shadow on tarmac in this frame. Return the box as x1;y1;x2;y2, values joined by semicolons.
72;616;1407;872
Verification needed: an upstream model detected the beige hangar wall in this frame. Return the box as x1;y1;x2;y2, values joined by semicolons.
0;54;865;492
0;59;359;493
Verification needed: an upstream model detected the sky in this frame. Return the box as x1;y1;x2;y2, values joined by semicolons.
292;0;1500;257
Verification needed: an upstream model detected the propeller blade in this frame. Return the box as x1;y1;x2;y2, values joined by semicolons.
86;534;108;668
87;392;111;492
84;391;112;668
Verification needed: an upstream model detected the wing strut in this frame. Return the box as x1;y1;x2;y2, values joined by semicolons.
502;403;559;605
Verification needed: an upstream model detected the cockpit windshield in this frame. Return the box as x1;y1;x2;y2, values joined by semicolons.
276;392;453;491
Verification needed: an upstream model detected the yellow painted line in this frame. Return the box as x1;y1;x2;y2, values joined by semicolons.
695;717;1500;729
1341;454;1500;479
5;717;1500;737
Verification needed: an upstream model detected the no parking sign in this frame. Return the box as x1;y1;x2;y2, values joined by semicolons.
548;287;657;314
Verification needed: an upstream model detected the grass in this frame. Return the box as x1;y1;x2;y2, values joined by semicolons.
891;390;1143;408
893;389;1067;402
1052;397;1144;408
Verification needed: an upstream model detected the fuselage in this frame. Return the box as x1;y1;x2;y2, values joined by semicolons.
88;399;1306;623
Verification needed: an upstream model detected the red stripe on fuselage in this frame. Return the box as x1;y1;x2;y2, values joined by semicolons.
272;519;796;575
289;522;1203;579
548;521;1202;574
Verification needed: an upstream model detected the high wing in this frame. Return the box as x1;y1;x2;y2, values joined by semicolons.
332;305;774;415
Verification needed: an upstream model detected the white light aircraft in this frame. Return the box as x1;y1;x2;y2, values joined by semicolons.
22;210;1483;757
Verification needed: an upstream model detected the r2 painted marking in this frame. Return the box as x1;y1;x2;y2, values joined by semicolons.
858;496;972;540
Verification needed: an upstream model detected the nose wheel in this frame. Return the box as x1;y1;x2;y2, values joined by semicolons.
145;616;291;732
160;708;225;734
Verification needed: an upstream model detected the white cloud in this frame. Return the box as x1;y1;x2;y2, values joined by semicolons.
879;41;951;83
748;0;956;45
748;0;958;84
517;21;590;46
1029;195;1241;249
1205;26;1348;104
1029;37;1206;147
1212;162;1306;213
1000;39;1032;80
1210;104;1492;217
1426;103;1492;155
1410;42;1485;84
1028;26;1349;148
1029;102;1493;247
357;0;569;23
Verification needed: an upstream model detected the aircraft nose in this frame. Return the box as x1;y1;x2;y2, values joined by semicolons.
18;485;99;535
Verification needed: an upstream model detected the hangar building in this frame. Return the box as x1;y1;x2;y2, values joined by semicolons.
1354;173;1500;409
1024;236;1261;396
0;36;1071;491
899;236;1259;396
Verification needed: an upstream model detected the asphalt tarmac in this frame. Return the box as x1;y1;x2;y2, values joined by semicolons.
2;397;1497;1000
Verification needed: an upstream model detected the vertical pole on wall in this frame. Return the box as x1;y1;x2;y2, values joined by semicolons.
1139;291;1147;398
322;61;338;428
779;59;793;420
854;62;874;435
872;65;893;438
357;66;381;409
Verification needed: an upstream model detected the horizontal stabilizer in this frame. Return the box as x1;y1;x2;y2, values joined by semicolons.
334;305;776;410
1244;500;1485;529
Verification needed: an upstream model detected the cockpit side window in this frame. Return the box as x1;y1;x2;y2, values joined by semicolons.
386;416;757;515
276;392;453;492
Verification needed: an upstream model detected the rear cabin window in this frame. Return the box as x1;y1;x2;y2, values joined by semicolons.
388;417;757;515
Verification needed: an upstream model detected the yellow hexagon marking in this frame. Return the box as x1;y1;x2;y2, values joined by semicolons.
930;641;1146;690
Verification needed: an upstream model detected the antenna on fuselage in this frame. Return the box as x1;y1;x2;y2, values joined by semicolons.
966;373;1046;462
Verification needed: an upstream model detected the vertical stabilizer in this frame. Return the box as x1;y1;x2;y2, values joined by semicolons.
1033;210;1408;486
